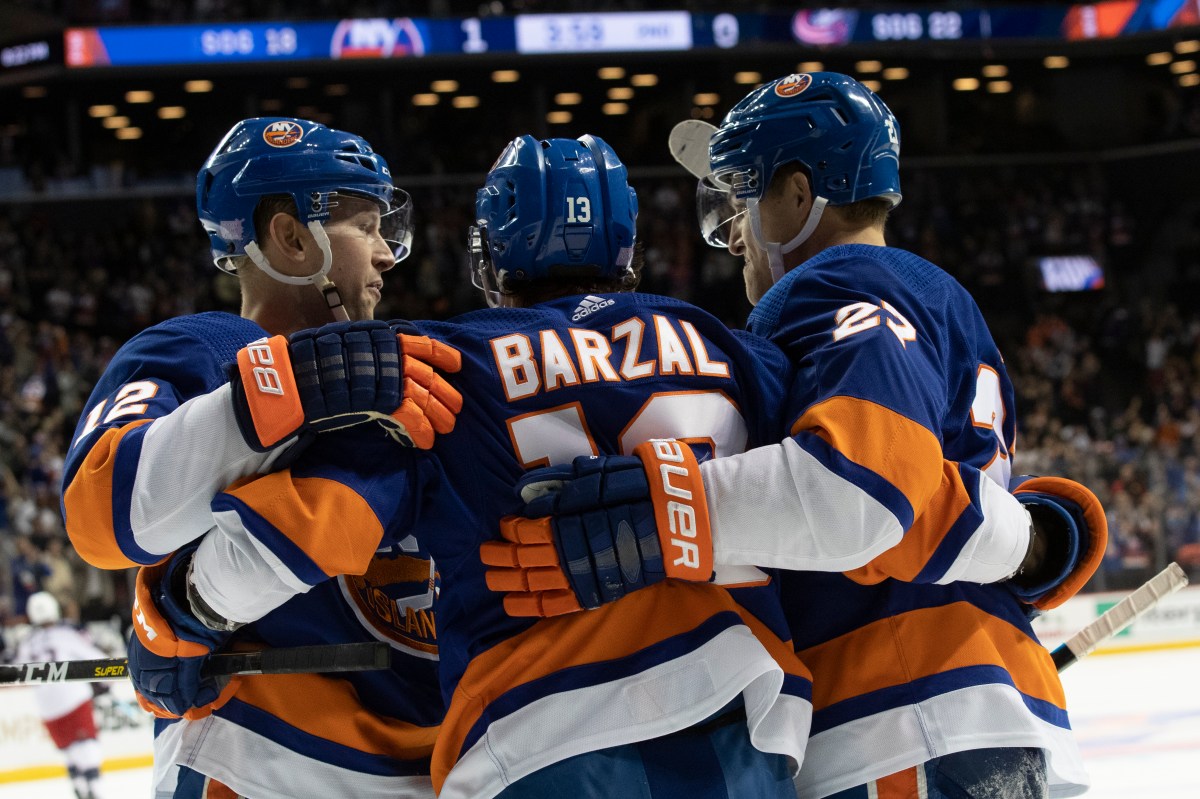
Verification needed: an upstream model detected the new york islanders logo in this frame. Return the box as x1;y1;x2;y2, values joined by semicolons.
775;73;813;98
262;120;304;148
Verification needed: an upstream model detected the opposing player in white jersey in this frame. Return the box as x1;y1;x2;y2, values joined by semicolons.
488;74;1107;798
60;117;461;798
14;592;108;799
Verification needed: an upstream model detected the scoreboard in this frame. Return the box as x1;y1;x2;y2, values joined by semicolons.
1;3;1192;70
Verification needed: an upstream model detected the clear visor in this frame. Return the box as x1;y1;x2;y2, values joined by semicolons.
696;176;747;248
329;187;414;263
379;188;414;263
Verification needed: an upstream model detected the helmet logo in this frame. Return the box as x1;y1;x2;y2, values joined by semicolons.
263;120;304;148
775;73;813;98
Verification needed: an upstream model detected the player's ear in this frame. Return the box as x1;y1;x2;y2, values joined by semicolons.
789;169;811;211
266;212;308;264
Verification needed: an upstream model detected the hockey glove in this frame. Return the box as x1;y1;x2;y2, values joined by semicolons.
1007;475;1108;611
128;544;240;720
481;440;714;617
230;319;462;451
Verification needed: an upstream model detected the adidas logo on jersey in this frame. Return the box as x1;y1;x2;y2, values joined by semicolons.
572;295;615;321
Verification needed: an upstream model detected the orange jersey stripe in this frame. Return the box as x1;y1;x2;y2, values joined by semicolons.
792;395;943;521
433;581;802;786
222;473;386;578
62;420;153;569
800;601;1065;712
844;459;972;585
235;673;438;760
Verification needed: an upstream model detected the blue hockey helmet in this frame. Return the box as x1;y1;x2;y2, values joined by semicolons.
196;117;413;275
470;134;638;303
708;72;902;208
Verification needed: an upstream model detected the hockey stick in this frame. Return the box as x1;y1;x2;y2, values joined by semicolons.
0;641;390;686
1052;562;1189;672
668;119;717;179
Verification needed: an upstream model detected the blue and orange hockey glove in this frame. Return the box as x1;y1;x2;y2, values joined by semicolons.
230;319;462;451
1007;475;1108;611
481;440;714;617
128;544;241;720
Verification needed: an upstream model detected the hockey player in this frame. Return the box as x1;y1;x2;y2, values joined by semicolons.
15;592;108;799
485;74;1105;798
62;117;461;798
173;133;814;798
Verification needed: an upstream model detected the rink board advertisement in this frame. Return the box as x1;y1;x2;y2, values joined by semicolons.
1033;583;1200;650
0;681;151;783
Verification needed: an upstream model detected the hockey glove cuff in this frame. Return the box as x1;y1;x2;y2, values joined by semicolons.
1008;476;1108;611
129;544;240;720
481;439;714;618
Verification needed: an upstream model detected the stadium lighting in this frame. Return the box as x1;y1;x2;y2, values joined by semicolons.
607;87;634;101
412;93;439;106
1044;56;1070;69
860;80;882;92
882;67;909;80
1146;52;1174;66
88;105;117;118
101;116;130;129
157;106;186;119
734;71;761;84
798;61;824;72
555;92;583;106
22;86;47;98
125;90;153;103
1169;60;1197;74
693;93;720;106
1175;40;1200;54
261;99;284;112
492;70;520;83
431;80;459;93
115;127;142;140
286;77;309;89
184;80;213;93
598;67;625;79
452;96;480;109
1180;73;1200;87
987;81;1013;94
982;64;1008;78
856;60;883;73
953;77;981;91
325;84;349;96
547;110;572;124
630;74;658;87
602;103;629;115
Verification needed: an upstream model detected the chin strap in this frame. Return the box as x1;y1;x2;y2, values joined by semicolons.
749;196;828;283
244;221;348;321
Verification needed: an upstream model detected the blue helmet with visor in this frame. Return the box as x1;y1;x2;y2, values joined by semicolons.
197;117;413;284
697;73;901;278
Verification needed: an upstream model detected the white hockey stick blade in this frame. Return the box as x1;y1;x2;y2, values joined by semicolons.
668;120;717;179
1052;562;1188;672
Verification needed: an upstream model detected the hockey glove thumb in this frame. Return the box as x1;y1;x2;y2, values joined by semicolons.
481;439;714;618
1008;475;1108;611
128;544;240;719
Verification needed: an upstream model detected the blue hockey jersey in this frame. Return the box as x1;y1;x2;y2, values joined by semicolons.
189;292;815;799
702;245;1086;798
59;311;443;799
